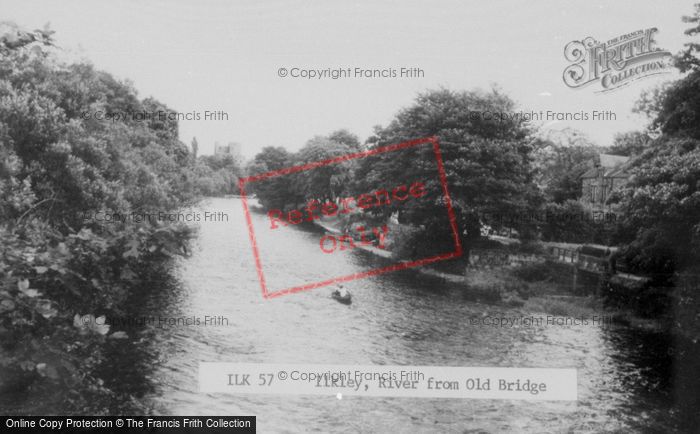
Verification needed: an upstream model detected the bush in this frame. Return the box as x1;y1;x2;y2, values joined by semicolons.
539;200;599;243
0;24;197;411
388;224;423;260
600;274;670;318
511;262;551;282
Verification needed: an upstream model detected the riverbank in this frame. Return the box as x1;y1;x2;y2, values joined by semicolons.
311;217;670;332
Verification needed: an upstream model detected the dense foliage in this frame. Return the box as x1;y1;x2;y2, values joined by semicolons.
250;89;544;258
246;130;361;210
354;89;541;255
0;23;199;411
604;7;700;336
611;62;700;280
612;129;700;278
534;129;601;204
192;153;243;196
675;2;700;73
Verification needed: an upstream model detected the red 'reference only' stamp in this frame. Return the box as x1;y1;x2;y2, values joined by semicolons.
238;137;462;299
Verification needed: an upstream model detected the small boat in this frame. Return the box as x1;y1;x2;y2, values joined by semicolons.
331;289;352;305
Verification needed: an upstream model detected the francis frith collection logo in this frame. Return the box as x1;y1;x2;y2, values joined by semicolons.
563;27;672;92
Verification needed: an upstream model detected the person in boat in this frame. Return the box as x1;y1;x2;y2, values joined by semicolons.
332;285;351;302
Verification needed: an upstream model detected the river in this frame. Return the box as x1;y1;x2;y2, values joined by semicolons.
99;197;682;432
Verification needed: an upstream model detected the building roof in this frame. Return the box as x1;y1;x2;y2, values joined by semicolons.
599;154;629;168
581;153;631;179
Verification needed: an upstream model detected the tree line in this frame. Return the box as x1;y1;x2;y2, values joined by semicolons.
249;4;700;329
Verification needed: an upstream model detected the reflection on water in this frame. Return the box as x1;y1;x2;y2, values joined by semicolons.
98;198;689;432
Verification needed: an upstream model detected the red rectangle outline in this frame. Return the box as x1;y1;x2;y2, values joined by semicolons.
238;136;462;299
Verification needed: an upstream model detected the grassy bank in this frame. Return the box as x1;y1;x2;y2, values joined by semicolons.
458;262;668;332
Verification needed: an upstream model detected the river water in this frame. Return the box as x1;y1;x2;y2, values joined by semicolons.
103;197;682;433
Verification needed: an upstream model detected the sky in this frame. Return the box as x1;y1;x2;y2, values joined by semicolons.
2;0;697;157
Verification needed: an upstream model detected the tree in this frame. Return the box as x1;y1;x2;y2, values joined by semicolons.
608;131;651;156
200;154;239;172
0;23;197;411
535;129;600;203
0;26;199;224
191;137;198;159
327;129;362;152
246;146;298;209
0;21;54;52
675;2;700;73
354;88;541;255
540;200;597;243
612;28;700;277
250;146;291;172
616;3;700;273
293;134;358;203
248;132;361;211
612;133;700;276
639;72;700;140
